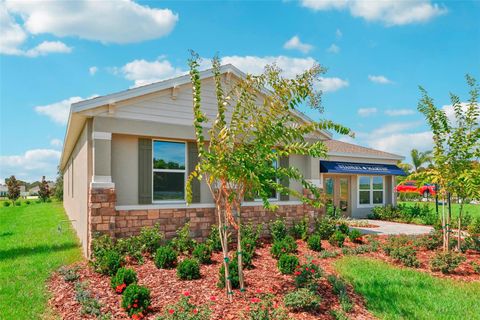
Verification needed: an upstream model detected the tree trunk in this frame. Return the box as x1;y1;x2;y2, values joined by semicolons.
457;200;464;252
446;192;452;252
236;204;245;292
216;203;233;302
442;194;447;252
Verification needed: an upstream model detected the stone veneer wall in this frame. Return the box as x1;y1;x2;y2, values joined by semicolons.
88;187;324;256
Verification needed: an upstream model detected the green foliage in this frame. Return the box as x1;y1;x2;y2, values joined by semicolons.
116;237;143;264
289;217;309;240
464;235;480;252
329;231;346;247
54;165;64;201
348;229;362;243
370;203;437;224
93;249;124;276
171;223;196;254
341;244;378;256
314;217;337;240
390;246;420;268
38;176;51;202
74;281;103;317
206;225;223;252
157;294;212;320
218;260;239;289
330;310;350;320
382;235;411;256
284;288;321;312
318;250;340;259
242;294;290;320
6;175;20;205
121;284;151;317
237;237;256;269
327;275;353;313
294;261;322;291
177;258;201;280
3;201;10;207
468;217;480;236
58;265;80;282
337;223;350;235
307;234;323;252
278;254;299;274
270;218;288;242
471;261;480;274
192;243;212;264
414;230;443;250
154;246;177;269
110;267;137;293
138;223;165;254
430;252;466;274
270;235;297;259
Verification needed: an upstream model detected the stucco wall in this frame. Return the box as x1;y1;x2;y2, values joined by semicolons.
349;174;396;218
63;121;91;255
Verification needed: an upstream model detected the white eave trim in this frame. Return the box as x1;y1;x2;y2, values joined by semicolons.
327;151;404;161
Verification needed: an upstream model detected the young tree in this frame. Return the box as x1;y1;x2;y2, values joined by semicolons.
186;53;351;300
54;166;64;201
416;75;480;251
38;176;51;202
410;149;432;172
6;175;20;205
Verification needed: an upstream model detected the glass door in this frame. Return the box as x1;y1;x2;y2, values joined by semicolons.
339;178;349;214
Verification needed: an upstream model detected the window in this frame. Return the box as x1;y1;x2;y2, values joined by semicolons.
152;140;186;202
358;176;384;206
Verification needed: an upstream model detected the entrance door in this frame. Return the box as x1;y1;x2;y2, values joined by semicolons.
339;177;349;216
323;175;351;217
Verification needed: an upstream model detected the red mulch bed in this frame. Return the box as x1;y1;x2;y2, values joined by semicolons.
48;236;480;319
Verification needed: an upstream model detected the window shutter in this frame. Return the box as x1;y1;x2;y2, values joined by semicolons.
279;156;290;201
138;138;152;204
187;142;201;203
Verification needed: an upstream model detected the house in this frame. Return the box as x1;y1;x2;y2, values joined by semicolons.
28;182;55;196
60;64;405;256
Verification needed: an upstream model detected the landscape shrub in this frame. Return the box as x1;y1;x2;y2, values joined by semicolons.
382;235;411;256
366;235;380;251
270;235;297;259
218;260;239;289
192;243;213;264
430;252;466;274
284;288;321;312
206;225;223;252
74;281;103;317
121;284;151;317
111;267;138;294
314;217;336;240
390;246;420;268
327;275;353;313
171;223;196;254
348;229;362;243
242;223;262;246
330;310;349;320
337;223;350;235
471;262;480;274
177;258;201;280
138;224;164;254
58;265;80;282
289;217;309;240
329;231;346;247
464;235;480;252
369;203;436;224
237;237;256;269
278;254;299;274
269;218;288;241
468;217;480;236
94;249;124;276
116;237;143;264
414;230;443;250
243;293;289;320
45;198;52;203
154;246;177;269
307;234;323;252
294;261;322;291
318;250;340;259
341;244;376;256
25;200;31;205
2;201;10;207
158;293;212;320
15;201;21;206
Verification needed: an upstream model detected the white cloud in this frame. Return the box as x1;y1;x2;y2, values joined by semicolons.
300;0;446;26
336;28;343;38
34;96;84;125
89;66;98;76
0;149;61;182
385;109;415;116
442;102;479;125
316;77;349;93
24;41;72;57
121;58;186;87
5;0;178;44
368;131;433;156
368;74;393;84
371;121;421;135
283;35;313;53
358;107;377;117
327;44;340;54
50;138;63;148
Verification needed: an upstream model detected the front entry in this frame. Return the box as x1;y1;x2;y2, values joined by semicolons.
323;175;351;217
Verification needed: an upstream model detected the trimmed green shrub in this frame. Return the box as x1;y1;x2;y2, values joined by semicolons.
390;246;420;268
2;201;10;207
289;217;309;240
111;267;137;294
270;235;297;259
121;284;151;317
177;258;201;280
171;223;196;254
242;223;262;246
294;261;322;291
471;261;480;274
116;237;143;264
284;288;321;312
192;243;212;264
154;246;177;269
25;200;31;205
237;237;256;269
307;234;323;252
329;231;346;247
382;235;411;255
337;223;350;235
94;249;124;276
430;252;466;274
138;224;164;254
314;217;336;240
158;294;212;319
415;230;443;250
218;260;239;289
270;218;288;241
206;225;223;252
278;254;299;274
15;201;21;206
348;229;362;243
468;217;480;236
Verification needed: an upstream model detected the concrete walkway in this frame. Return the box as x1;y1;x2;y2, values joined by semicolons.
352;220;433;235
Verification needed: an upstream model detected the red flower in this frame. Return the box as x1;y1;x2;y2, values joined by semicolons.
255;289;262;293
305;267;309;271
294;271;301;276
251;298;261;303
193;309;198;314
133;303;138;308
209;296;217;301
132;315;139;320
169;309;175;314
134;299;138;303
184;291;190;297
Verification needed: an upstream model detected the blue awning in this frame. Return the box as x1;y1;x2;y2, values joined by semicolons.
320;161;406;176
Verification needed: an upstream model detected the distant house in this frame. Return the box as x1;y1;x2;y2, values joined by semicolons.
60;64;406;256
0;184;26;197
28;182;55;196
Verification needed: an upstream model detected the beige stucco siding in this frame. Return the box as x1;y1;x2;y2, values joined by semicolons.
63;120;91;255
111;134;139;205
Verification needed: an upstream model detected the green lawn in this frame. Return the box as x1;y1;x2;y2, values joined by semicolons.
399;201;480;220
0;201;82;319
334;256;480;320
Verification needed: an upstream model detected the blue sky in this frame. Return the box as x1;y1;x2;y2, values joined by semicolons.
0;0;479;182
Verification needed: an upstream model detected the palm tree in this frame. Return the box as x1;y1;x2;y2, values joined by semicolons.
410;149;432;172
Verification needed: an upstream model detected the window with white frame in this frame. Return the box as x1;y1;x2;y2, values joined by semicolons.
358;176;384;206
152;140;186;202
